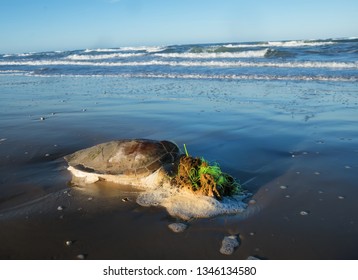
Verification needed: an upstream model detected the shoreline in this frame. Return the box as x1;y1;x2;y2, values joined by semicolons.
0;75;357;259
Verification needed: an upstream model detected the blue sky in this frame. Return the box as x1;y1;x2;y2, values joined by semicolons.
1;0;357;53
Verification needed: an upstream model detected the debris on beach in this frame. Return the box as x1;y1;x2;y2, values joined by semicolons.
246;256;261;260
76;254;86;260
220;235;240;255
300;210;309;216
172;144;242;200
168;222;188;233
248;199;256;205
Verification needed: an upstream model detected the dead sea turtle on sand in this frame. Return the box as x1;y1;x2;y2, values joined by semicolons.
64;139;180;188
64;138;243;204
0;140;254;223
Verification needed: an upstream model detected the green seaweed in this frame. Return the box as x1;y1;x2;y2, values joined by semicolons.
198;158;242;196
175;145;242;199
183;143;189;157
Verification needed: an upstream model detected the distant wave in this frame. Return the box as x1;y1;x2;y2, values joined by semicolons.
66;53;145;60
84;48;122;53
2;52;34;58
224;40;336;49
1;59;356;69
1;38;356;83
0;70;27;74
154;49;269;59
119;46;167;53
267;40;336;47
82;46;167;53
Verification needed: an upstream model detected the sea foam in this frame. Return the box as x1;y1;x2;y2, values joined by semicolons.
136;187;248;220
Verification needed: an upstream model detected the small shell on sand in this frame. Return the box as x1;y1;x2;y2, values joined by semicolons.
57;206;64;211
65;240;72;246
168;223;188;233
246;256;261;260
76;254;85;260
220;235;239;255
300;210;309;216
248;199;256;205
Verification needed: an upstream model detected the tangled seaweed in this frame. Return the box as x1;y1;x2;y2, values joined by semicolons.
172;145;242;200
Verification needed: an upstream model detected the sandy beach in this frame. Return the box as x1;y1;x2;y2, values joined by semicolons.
0;75;357;259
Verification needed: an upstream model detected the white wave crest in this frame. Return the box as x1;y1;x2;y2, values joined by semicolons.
154;49;268;59
5;52;35;57
1;59;357;69
0;70;27;74
223;43;261;48
267;40;335;47
224;40;335;48
66;53;145;60
120;46;166;53
84;48;122;53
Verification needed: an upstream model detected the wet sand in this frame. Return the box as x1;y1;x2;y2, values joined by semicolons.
0;75;357;259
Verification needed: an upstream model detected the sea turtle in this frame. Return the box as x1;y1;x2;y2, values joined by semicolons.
64;139;180;188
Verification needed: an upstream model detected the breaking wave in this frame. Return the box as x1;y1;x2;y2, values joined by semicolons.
66;53;145;60
224;40;336;48
154;49;269;59
1;37;356;83
119;46;167;53
1;59;356;69
267;40;336;47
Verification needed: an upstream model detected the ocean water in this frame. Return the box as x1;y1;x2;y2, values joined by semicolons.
0;38;357;82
